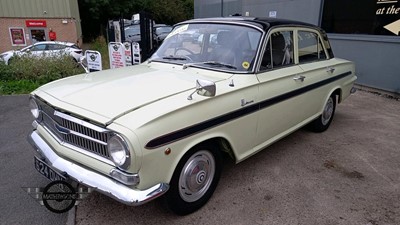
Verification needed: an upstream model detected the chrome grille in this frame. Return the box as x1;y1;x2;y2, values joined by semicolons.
37;99;110;159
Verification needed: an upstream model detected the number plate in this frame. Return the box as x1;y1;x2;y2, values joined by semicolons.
34;156;66;181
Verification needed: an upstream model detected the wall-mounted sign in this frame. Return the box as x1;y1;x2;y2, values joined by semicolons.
9;27;26;46
376;0;400;35
85;50;102;72
269;11;277;18
123;42;133;66
25;20;47;27
322;0;400;36
108;42;126;69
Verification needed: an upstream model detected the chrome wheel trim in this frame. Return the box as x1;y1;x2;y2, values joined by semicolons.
178;150;215;203
322;97;334;126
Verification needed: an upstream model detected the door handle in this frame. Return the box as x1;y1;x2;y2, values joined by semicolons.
326;67;335;73
293;75;305;82
241;99;254;107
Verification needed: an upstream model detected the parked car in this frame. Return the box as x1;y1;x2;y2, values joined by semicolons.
154;24;173;44
124;24;172;46
28;17;357;215
0;41;82;65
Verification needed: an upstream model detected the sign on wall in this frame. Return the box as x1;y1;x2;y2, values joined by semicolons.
9;27;26;46
322;0;400;36
85;50;102;72
25;20;47;27
108;42;126;69
376;0;400;35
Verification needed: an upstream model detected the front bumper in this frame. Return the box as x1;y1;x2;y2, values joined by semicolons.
28;130;169;206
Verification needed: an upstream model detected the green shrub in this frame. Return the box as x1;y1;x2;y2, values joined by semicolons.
0;54;85;95
0;79;40;95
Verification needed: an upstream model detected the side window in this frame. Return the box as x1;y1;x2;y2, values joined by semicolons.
298;31;327;63
261;30;294;71
31;44;47;51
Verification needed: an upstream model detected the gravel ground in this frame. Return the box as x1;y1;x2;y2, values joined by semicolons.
74;90;400;225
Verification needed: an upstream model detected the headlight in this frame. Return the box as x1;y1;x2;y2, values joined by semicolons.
29;97;40;119
107;133;131;169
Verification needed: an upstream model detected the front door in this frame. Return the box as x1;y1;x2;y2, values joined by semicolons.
29;29;47;43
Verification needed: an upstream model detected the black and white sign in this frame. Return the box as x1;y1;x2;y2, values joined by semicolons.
132;42;141;65
85;50;102;72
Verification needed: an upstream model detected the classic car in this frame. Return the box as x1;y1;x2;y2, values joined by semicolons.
28;17;357;215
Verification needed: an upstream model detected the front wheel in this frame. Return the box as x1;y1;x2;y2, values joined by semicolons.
165;144;221;215
308;95;336;132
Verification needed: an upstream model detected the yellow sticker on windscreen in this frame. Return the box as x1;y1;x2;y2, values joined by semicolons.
165;24;189;40
242;61;250;69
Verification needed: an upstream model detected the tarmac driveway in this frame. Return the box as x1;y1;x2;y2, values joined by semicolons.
74;90;400;225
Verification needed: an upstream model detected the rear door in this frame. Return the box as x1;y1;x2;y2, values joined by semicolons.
295;28;338;118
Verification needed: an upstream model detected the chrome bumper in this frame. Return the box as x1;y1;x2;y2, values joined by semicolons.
28;130;169;206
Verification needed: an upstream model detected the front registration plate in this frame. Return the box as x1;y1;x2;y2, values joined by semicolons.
34;156;66;181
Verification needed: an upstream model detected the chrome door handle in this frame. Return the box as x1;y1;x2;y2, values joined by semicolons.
326;67;335;73
293;75;305;82
241;99;254;107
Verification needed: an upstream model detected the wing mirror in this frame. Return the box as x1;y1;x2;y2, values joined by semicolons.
187;79;216;100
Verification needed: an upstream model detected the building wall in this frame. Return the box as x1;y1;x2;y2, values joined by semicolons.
0;0;81;52
0;0;73;18
194;0;400;94
0;18;79;52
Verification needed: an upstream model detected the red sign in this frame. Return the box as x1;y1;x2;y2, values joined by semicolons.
25;20;47;27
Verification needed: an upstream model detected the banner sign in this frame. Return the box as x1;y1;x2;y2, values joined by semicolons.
132;42;141;65
108;42;126;69
9;27;26;46
376;0;400;35
85;50;102;72
123;42;133;66
26;20;47;27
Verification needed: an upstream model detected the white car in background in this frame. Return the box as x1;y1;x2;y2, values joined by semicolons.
0;41;83;65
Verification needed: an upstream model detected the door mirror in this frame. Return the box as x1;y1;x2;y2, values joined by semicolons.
187;79;216;100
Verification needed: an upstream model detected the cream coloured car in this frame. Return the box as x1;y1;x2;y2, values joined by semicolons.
28;17;357;215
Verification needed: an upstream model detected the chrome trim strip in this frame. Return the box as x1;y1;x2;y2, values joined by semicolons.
28;131;169;206
41;124;115;166
67;129;107;145
54;111;108;133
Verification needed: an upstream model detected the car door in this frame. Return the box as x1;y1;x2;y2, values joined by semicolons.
254;28;310;151
294;28;337;119
30;43;48;58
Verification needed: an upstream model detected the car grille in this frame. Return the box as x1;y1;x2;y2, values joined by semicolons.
37;99;111;160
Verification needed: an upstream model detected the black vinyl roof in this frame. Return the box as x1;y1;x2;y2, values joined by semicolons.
179;17;319;32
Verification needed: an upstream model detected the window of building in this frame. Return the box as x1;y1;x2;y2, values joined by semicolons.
321;0;400;36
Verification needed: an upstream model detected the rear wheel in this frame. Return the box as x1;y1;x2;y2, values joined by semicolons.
309;95;336;132
165;144;221;215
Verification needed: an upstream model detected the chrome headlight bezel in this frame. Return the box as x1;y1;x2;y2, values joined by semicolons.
29;97;40;119
107;133;131;170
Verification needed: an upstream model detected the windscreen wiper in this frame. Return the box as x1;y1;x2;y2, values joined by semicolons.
183;61;237;70
162;55;189;60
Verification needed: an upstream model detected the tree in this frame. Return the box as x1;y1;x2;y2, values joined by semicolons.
78;0;194;41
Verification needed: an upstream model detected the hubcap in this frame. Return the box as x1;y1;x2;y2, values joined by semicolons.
179;150;215;202
322;97;334;125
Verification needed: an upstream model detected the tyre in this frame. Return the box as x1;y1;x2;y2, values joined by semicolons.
309;94;336;132
165;144;222;215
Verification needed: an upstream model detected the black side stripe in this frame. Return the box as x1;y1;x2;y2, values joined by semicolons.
145;71;352;149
